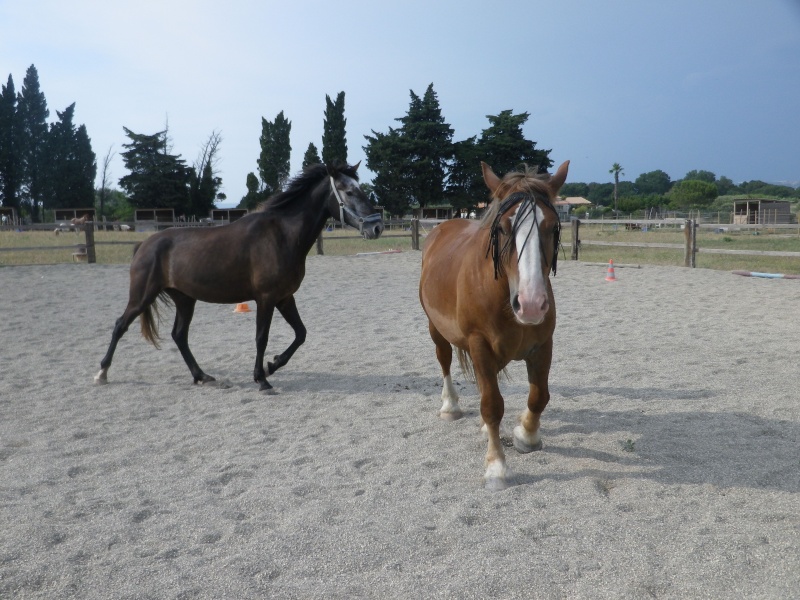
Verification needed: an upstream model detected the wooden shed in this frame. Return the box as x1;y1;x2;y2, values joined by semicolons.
135;208;175;231
733;199;794;225
0;206;18;227
210;208;248;223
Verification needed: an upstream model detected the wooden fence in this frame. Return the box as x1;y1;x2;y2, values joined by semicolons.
568;219;800;267
0;218;423;264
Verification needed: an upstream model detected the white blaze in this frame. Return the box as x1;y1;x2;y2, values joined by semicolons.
511;203;550;325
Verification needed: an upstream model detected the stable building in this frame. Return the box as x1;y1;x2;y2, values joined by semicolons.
733;199;794;225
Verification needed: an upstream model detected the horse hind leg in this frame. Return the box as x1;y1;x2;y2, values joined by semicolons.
428;321;462;420
94;298;154;384
95;260;164;385
167;291;215;385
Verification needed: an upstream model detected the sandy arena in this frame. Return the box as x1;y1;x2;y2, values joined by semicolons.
1;252;798;598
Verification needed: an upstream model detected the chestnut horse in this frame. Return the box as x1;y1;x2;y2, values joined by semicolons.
95;162;383;391
419;160;569;490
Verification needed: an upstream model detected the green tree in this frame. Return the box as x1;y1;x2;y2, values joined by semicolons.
42;103;96;209
683;169;716;183
446;136;483;215
667;179;718;208
560;182;590;198
119;127;191;211
609;162;624;214
716;175;737;196
321;91;347;164
445;110;552;216
364;83;453;215
476;110;551;175
257;111;291;196
0;74;21;212
239;172;263;210
17;65;49;221
634;170;672;196
303;142;321;168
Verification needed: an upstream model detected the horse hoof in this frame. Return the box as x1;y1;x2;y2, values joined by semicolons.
513;437;542;454
259;380;273;392
439;409;463;421
197;374;216;385
512;425;542;454
93;371;108;385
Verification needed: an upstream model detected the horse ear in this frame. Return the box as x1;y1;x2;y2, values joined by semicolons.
481;162;502;194
352;160;361;172
549;160;570;193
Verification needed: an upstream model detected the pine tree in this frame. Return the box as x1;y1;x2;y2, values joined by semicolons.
363;83;453;216
119;128;190;211
476;110;551;175
257;111;291;196
17;65;49;221
303;142;321;168
43;103;96;209
0;75;21;212
322;92;347;164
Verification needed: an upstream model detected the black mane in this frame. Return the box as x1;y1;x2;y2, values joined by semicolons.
486;191;561;280
257;162;359;213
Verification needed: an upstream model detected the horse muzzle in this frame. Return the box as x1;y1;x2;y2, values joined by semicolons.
358;214;384;239
511;291;549;325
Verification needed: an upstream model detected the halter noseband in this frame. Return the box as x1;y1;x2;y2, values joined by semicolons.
329;176;383;236
486;191;561;280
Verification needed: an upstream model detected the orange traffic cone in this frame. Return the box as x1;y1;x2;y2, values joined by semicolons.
605;260;617;282
233;302;251;313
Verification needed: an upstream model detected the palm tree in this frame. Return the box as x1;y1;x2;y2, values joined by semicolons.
609;162;624;215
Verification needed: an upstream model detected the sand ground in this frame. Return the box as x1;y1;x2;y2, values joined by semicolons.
1;252;798;599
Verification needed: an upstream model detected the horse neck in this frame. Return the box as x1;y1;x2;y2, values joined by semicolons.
286;179;333;252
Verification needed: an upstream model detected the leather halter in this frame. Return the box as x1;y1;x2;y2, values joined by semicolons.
329;176;383;236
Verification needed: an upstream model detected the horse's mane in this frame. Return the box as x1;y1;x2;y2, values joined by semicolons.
479;164;554;228
256;162;360;213
480;164;562;279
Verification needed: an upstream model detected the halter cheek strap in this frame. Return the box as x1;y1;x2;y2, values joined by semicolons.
329;176;383;235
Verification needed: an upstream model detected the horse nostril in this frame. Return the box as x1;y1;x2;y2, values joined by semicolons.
512;294;521;313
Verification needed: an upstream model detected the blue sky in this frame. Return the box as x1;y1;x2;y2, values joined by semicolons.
2;0;799;206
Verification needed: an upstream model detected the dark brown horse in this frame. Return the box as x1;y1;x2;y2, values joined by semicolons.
419;160;569;490
95;162;383;391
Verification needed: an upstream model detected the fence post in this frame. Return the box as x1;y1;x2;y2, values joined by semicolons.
316;232;324;255
571;219;580;260
84;221;96;264
411;218;420;250
683;218;698;268
683;219;692;267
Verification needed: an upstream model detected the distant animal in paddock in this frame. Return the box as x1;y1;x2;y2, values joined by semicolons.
69;214;90;234
94;162;384;391
419;159;569;490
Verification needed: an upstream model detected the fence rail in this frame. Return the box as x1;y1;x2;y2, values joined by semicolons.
568;219;800;267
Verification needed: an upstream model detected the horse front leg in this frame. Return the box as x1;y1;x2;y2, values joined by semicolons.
267;295;306;375
471;338;508;491
514;339;553;453
428;320;462;420
253;303;275;391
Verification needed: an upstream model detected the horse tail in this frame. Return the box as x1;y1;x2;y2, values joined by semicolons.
139;292;172;349
456;348;510;387
456;348;476;384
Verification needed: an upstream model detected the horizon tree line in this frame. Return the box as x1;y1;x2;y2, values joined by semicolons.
2;65;797;223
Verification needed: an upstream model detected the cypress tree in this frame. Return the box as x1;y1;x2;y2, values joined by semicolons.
322;92;347;164
0;75;21;212
17;65;49;221
257;111;291;196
